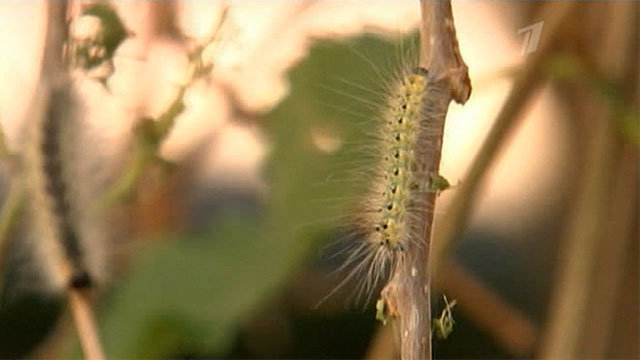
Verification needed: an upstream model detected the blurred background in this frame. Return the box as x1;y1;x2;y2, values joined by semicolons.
0;1;637;359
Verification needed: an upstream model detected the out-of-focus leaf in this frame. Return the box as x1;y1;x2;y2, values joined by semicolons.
81;3;128;65
92;34;413;358
99;215;300;358
547;53;585;80
618;110;640;144
264;35;418;241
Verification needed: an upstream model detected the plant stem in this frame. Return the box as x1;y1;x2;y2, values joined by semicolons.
381;2;471;359
368;262;538;359
68;289;106;360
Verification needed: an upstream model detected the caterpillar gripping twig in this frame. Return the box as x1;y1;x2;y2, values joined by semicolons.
371;68;430;251
335;65;450;306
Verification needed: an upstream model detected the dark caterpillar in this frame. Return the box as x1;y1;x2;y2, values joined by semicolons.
24;80;100;291
40;85;92;289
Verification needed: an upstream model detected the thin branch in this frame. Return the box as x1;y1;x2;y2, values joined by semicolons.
68;289;106;360
381;2;471;360
581;145;638;358
368;262;538;359
431;1;575;274
419;1;471;104
540;2;635;356
41;1;68;81
539;86;618;360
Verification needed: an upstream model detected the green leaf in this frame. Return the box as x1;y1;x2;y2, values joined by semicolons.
92;34;417;358
99;215;300;358
428;174;452;193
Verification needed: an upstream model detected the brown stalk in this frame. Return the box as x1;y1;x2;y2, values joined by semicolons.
380;2;470;359
538;79;618;360
580;145;638;358
68;290;106;360
368;261;538;360
540;2;638;358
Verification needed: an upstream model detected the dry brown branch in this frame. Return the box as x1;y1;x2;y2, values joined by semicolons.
581;145;638;358
540;2;637;357
539;86;618;360
418;1;471;103
380;2;471;359
68;289;106;360
368;262;538;359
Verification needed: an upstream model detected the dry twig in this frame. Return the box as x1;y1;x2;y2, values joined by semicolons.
368;261;538;359
68;289;106;360
380;2;470;359
540;3;637;357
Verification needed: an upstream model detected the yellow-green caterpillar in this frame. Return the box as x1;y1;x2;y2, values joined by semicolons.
369;67;430;250
324;64;444;304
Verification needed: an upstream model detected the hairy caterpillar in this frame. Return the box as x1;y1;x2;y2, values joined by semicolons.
21;79;106;292
319;59;446;306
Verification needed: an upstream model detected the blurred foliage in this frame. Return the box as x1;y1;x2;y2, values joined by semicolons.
98;215;278;357
88;34;416;358
432;296;457;340
548;53;639;144
72;3;128;71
